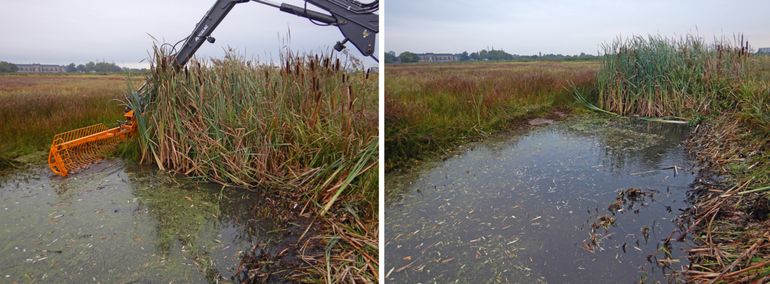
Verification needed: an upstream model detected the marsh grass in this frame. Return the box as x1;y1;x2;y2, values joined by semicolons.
385;61;599;171
595;35;770;135
131;47;378;282
0;74;142;160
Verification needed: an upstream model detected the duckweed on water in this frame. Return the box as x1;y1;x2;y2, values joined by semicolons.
0;162;298;283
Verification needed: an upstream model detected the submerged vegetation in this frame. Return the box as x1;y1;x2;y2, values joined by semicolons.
129;48;378;282
385;61;598;171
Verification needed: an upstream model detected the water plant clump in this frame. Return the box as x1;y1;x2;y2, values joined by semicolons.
597;34;751;117
129;47;378;282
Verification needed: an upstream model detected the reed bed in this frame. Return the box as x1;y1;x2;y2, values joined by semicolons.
597;35;751;117
385;61;598;171
129;48;378;282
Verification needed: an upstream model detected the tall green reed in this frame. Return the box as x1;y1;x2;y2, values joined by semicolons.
132;47;378;214
598;34;751;117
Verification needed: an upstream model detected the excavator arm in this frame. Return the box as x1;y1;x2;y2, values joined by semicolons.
48;0;378;177
172;0;249;67
173;0;379;67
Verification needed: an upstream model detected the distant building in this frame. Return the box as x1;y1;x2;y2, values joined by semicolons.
416;53;458;63
16;64;66;73
757;48;770;55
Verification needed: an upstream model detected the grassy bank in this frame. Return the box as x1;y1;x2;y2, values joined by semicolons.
132;50;378;282
0;74;142;161
385;61;598;171
587;34;770;282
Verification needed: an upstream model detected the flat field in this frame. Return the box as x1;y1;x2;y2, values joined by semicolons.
385;60;599;171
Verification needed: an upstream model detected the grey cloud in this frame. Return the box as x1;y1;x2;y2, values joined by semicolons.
0;0;377;66
385;0;770;55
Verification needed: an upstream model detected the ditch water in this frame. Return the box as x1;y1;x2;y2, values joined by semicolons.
0;161;300;283
385;117;696;283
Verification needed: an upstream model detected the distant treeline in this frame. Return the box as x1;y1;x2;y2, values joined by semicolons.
0;61;17;72
385;49;600;63
64;62;147;73
0;60;147;73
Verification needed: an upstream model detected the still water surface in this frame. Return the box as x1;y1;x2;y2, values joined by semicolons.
386;117;695;283
0;161;291;283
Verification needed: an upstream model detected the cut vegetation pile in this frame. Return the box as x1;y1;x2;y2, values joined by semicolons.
385;61;598;171
683;114;770;282
129;48;378;282
591;34;770;282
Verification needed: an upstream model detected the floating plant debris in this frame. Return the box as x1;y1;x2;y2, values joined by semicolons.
608;187;657;213
592;215;616;230
386;118;695;283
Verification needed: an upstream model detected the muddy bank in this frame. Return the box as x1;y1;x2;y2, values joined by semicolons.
0;161;317;283
385;116;696;282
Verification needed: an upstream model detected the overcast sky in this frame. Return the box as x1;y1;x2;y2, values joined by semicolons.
0;0;378;67
385;0;770;55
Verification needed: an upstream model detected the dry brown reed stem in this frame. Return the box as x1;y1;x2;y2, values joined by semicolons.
709;234;768;283
683;112;770;282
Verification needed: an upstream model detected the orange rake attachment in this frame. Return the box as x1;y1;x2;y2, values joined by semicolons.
48;111;137;177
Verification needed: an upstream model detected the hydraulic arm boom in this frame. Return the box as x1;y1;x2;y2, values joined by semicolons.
172;0;248;67
173;0;379;67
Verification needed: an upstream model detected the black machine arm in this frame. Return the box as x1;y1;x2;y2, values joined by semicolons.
173;0;379;67
172;0;248;67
